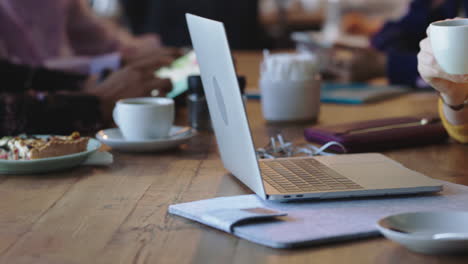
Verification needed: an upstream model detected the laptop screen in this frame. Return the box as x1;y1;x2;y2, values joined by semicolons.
186;14;266;199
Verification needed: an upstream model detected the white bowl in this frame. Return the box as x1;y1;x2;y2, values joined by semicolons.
377;211;468;255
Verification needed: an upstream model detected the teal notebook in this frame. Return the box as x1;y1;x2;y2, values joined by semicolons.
245;83;409;104
320;83;409;104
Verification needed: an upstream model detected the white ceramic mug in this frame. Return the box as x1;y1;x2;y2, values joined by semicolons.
113;97;175;140
429;19;468;75
260;76;321;122
259;52;320;122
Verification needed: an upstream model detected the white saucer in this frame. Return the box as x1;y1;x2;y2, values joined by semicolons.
377;211;468;255
96;126;196;152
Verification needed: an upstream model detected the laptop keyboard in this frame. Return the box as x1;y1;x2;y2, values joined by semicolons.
259;158;363;193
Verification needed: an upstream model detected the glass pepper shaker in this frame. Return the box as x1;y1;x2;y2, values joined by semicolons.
187;75;211;131
187;75;247;131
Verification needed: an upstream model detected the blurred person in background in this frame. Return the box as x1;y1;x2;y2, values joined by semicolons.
0;0;180;134
418;20;468;143
372;0;468;88
119;0;270;49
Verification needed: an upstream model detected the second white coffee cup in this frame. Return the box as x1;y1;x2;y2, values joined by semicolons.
260;77;321;122
113;97;175;140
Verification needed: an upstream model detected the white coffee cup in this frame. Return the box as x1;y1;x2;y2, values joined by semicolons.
429;19;468;75
260;76;321;122
113;97;174;140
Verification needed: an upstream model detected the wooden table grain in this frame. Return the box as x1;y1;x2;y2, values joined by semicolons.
1;51;468;264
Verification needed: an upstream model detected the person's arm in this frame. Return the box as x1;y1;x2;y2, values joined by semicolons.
66;0;121;56
370;1;428;86
384;50;419;87
66;0;173;66
418;32;468;143
438;99;468;143
66;0;160;56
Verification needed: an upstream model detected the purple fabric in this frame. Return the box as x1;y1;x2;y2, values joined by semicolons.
0;0;120;66
304;116;448;153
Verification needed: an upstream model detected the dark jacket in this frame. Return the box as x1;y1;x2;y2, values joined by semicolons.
371;0;468;87
0;60;102;135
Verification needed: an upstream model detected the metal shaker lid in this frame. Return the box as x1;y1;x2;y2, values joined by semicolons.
188;75;247;95
237;76;246;94
188;75;204;95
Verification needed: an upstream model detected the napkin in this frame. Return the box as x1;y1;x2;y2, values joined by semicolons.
260;51;318;82
82;151;113;166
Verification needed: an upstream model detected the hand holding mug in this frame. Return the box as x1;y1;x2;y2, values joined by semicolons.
418;19;468;106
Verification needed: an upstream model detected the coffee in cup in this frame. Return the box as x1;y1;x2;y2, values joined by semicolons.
113;97;174;140
429;19;468;75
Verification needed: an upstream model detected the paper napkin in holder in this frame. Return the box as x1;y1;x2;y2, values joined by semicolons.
260;51;321;122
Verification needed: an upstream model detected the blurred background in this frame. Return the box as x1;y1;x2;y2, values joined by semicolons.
89;0;410;49
86;0;419;86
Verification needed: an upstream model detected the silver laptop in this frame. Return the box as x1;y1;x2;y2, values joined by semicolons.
186;14;442;202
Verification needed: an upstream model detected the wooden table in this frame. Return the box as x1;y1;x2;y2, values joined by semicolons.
1;52;468;264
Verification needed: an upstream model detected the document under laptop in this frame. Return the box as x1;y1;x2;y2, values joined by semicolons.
186;14;442;202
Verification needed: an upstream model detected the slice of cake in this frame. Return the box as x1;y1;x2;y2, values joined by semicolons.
0;132;89;160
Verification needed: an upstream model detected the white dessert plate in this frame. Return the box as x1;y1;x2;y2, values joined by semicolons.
377;211;468;255
0;137;101;175
96;126;196;152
